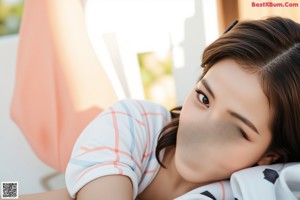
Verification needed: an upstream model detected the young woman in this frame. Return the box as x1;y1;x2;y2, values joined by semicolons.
10;0;300;200
64;16;300;200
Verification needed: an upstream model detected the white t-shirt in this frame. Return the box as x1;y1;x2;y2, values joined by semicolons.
65;99;171;199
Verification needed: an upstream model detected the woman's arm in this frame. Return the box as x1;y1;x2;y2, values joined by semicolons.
16;188;70;200
13;176;132;200
77;175;133;200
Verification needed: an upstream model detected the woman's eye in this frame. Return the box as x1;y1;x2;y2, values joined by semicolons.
195;89;210;107
239;128;249;141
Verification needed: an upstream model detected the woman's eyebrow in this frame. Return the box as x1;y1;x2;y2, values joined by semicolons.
201;79;215;99
228;111;260;135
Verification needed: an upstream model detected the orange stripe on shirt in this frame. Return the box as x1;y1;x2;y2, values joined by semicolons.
77;145;142;170
101;111;145;126
143;150;155;158
75;162;127;183
135;101;151;157
142;112;169;122
110;108;121;171
142;169;158;175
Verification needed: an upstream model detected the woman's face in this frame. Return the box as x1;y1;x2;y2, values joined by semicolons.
175;58;274;183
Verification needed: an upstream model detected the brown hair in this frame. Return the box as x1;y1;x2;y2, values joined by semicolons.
156;16;300;167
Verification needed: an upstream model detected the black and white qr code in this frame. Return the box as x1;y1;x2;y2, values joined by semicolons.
1;182;18;199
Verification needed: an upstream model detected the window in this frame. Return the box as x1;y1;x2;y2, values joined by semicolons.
0;0;23;36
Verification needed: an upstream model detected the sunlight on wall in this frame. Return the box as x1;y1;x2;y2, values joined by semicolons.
202;0;219;45
85;0;219;107
85;0;195;107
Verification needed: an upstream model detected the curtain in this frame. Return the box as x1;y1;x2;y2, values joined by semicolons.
10;0;118;172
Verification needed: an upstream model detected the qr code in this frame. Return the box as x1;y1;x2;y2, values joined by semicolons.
1;182;18;199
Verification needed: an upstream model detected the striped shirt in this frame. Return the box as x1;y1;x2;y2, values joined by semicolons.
65;99;171;199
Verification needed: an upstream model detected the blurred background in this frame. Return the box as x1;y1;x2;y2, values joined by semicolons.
1;0;299;195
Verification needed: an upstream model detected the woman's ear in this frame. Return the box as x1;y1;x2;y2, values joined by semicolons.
257;152;280;166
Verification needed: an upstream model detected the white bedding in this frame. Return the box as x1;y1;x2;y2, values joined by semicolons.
175;163;300;200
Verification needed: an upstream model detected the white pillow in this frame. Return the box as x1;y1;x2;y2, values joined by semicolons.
175;163;300;200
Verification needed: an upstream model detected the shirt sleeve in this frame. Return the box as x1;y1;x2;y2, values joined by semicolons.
65;99;170;199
